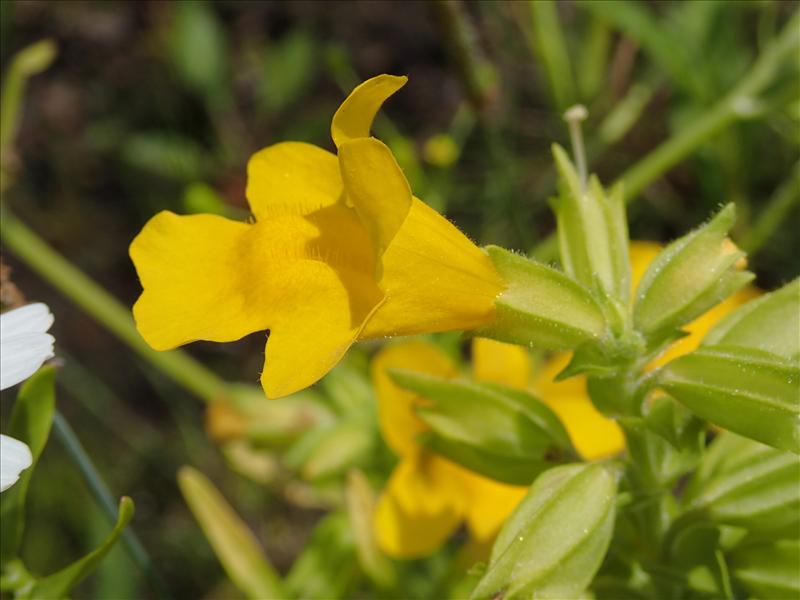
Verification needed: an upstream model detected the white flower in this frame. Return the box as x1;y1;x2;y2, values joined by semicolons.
0;435;33;492
1;303;55;492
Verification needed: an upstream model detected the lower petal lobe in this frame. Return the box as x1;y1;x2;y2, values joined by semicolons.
130;208;382;397
374;450;465;559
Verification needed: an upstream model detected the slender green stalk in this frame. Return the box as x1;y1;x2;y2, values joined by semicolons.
0;40;57;151
52;411;173;600
528;0;577;110
532;9;799;260
429;0;497;111
740;165;800;254
0;209;227;403
619;9;799;201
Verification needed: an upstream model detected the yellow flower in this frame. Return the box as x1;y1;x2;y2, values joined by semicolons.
371;339;529;559
130;75;503;398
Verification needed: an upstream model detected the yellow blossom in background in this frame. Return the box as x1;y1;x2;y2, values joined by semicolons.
129;75;503;398
371;339;528;559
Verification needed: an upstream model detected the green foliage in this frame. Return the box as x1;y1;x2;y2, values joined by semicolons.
472;464;617;599
19;498;135;600
703;278;800;359
680;432;800;534
659;346;799;453
167;1;228;100
0;367;56;562
552;144;631;312
479;245;607;349
389;369;575;485
177;466;285;600
633;204;753;342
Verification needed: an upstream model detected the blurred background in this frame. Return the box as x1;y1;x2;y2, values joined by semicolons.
1;1;798;598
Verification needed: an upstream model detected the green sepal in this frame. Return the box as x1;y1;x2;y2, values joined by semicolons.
681;432;800;534
633;204;754;340
178;466;286;600
479;245;607;350
729;539;800;600
472;463;617;599
551;145;631;310
18;497;135;600
0;366;56;563
658;346;799;453
703;278;800;360
389;369;576;485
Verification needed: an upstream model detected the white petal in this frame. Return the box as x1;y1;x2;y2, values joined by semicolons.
0;303;55;391
0;434;32;492
0;303;54;340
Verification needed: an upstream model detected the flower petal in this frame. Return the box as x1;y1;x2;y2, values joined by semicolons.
246;142;342;219
362;199;504;338
629;241;663;292
0;303;53;339
0;303;55;391
646;286;759;370
374;451;464;558
535;353;625;460
460;470;527;542
131;209;383;397
371;341;458;456
131;212;258;348
472;337;531;389
338;137;412;257
331;74;407;148
0;434;32;492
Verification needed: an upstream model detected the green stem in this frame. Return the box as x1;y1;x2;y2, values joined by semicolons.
0;209;227;403
527;0;577;110
52;411;173;600
619;8;799;202
740;164;800;254
429;0;497;111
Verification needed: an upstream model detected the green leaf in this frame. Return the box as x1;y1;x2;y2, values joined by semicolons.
633;204;754;341
0;366;56;562
182;182;227;216
472;463;617;599
177;466;285;600
121;132;206;181
681;432;800;534
668;522;734;599
390;369;575;485
703;278;800;360
576;0;706;100
730;539;800;600
643;395;705;453
658;346;799;453
285;511;359;600
344;470;395;588
478;245;607;350
167;1;227;98
259;30;316;113
20;497;134;600
301;418;374;481
0;39;57;150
